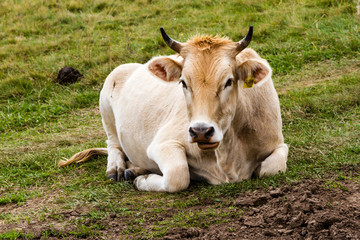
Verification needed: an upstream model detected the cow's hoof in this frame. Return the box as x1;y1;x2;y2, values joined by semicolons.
124;169;135;181
107;168;125;182
107;174;116;182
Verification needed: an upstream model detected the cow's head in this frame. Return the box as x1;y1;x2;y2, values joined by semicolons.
148;27;271;150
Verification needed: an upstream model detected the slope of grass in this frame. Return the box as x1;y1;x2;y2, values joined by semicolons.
0;0;359;238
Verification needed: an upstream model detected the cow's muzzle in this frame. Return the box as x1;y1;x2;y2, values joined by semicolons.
189;126;219;150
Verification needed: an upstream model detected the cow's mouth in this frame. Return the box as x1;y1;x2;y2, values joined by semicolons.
197;142;219;150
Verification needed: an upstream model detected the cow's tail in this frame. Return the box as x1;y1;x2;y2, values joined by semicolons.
58;148;108;167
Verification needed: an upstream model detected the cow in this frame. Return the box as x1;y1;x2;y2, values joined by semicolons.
59;26;288;192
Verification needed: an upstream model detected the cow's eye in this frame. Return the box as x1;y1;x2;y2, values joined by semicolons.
180;79;188;89
224;78;233;89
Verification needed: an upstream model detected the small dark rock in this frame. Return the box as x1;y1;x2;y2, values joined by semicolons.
55;66;83;85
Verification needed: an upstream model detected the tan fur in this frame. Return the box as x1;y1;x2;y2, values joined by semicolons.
58;148;107;167
186;35;233;51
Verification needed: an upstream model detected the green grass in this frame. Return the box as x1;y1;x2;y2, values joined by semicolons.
1;0;359;238
0;230;34;240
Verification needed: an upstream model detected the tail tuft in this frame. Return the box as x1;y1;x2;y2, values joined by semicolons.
58;148;108;167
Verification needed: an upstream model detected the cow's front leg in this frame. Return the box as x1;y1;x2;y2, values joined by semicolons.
255;144;288;177
134;141;190;192
106;144;126;181
100;98;127;181
101;115;126;181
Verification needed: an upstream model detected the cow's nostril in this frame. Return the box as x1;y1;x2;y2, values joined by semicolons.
205;127;215;139
189;127;197;139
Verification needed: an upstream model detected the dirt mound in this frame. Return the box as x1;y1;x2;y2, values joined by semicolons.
164;179;360;240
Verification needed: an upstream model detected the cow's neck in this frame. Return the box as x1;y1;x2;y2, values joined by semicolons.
233;84;273;136
214;125;256;182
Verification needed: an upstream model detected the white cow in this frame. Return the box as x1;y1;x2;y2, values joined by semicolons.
59;27;288;192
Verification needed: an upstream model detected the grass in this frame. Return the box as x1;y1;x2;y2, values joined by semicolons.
0;230;34;240
1;0;359;238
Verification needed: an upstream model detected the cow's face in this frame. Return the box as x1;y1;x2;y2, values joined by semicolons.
149;27;271;150
179;48;238;150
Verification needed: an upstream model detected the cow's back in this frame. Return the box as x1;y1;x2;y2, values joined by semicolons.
100;63;142;103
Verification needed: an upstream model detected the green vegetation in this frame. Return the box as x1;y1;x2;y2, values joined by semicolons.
1;0;359;238
0;230;34;240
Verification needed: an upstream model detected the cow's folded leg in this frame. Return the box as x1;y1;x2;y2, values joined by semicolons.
106;146;126;182
124;161;150;181
255;144;288;177
134;142;190;192
133;174;163;191
134;166;189;192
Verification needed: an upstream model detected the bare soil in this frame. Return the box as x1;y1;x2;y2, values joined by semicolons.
1;168;359;239
164;179;360;240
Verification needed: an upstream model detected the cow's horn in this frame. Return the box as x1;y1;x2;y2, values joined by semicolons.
235;26;253;53
160;27;183;53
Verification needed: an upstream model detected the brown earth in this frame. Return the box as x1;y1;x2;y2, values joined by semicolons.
1;172;360;239
163;179;360;240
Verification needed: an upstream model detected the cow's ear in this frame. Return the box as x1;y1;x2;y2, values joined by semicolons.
148;57;182;82
236;59;271;87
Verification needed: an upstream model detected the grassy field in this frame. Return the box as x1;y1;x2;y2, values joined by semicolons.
1;0;359;239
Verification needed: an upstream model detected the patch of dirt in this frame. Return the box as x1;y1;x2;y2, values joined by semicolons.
163;179;360;240
1;176;360;239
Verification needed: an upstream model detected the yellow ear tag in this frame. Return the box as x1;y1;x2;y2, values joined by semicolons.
243;73;255;88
